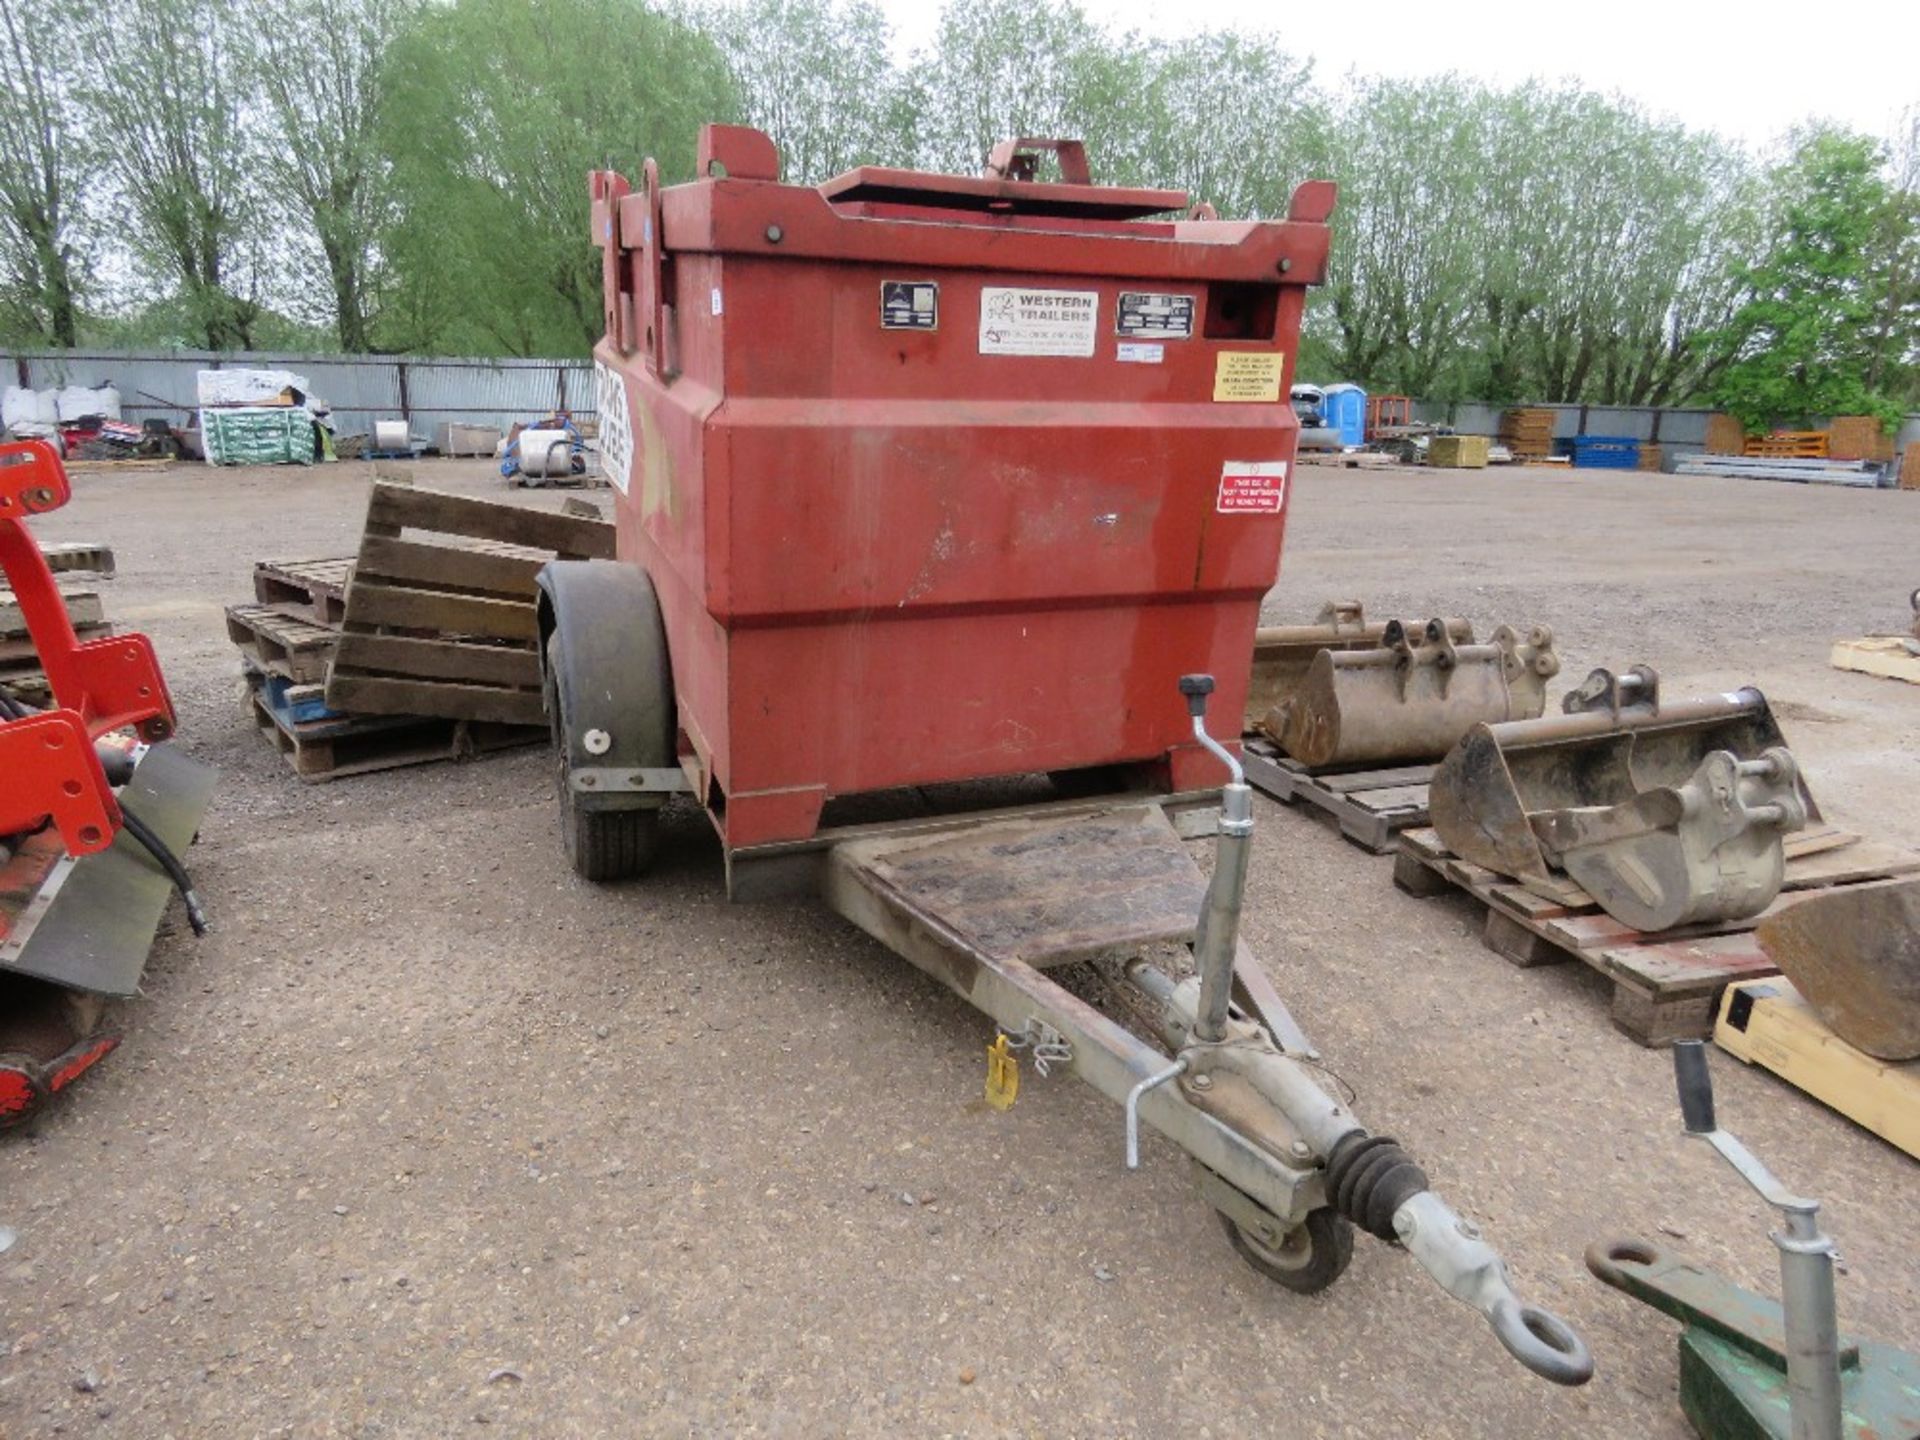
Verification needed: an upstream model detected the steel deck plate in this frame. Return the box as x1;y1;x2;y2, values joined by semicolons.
834;803;1204;968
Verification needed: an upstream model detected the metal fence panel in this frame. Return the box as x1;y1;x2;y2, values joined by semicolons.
1413;402;1747;464
402;357;588;434
3;347;597;438
7;348;1913;467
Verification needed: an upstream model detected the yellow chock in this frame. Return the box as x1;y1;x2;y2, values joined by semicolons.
985;1034;1019;1111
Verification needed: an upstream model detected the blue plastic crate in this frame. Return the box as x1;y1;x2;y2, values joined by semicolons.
1559;435;1641;469
256;672;341;725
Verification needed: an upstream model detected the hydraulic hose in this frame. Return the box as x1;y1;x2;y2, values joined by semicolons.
116;802;208;936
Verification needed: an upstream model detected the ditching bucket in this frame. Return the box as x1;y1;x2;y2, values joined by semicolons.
1756;878;1920;1061
1263;619;1558;769
1430;668;1817;931
1243;601;1472;735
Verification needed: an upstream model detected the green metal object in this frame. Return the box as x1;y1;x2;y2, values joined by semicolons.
1588;1240;1920;1438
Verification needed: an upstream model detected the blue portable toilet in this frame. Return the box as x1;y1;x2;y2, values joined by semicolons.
1319;383;1367;449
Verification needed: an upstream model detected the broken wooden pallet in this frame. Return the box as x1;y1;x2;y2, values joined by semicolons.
1830;636;1920;686
225;603;337;685
248;677;540;783
324;483;614;728
254;557;353;626
1240;736;1431;853
1391;825;1920;1047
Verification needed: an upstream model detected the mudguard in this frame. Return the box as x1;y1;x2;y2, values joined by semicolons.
534;559;676;811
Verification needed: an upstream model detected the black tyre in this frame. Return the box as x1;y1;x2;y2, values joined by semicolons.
1218;1205;1354;1294
546;634;659;881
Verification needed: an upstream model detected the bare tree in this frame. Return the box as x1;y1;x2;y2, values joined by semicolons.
0;0;89;344
242;0;414;351
77;0;264;350
707;0;902;184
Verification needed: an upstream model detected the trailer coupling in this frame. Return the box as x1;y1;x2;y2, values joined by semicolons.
822;672;1591;1387
1155;674;1591;1384
1126;943;1593;1387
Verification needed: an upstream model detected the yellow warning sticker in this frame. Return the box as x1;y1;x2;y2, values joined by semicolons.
1212;351;1284;403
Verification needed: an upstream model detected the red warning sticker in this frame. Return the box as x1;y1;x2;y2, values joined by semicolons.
1217;461;1288;514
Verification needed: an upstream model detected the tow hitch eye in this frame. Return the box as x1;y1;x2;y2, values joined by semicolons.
1162;671;1594;1387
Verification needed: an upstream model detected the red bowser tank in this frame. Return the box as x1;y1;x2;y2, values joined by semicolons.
569;125;1335;858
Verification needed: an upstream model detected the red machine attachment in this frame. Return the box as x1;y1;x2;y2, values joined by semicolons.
0;439;177;856
1;439;213;1128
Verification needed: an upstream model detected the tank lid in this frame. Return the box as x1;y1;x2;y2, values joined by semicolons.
819;165;1190;222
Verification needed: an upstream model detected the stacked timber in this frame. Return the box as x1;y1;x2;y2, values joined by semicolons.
1498;408;1555;459
1428;435;1490;469
1826;416;1894;464
1703;413;1746;455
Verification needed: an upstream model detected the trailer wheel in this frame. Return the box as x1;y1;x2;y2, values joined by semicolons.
545;634;660;881
1218;1206;1353;1294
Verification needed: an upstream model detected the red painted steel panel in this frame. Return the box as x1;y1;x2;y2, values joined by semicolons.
591;130;1334;849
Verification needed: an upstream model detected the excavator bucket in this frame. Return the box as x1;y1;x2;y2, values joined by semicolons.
1263;618;1558;769
1429;668;1818;931
1243;601;1472;735
1755;878;1920;1061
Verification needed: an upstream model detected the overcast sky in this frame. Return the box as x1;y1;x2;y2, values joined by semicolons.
876;0;1919;151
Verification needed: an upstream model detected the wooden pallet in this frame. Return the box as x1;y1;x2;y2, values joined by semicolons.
324;483;614;728
225;603;338;685
0;622;111;669
0;669;51;704
254;557;354;625
1715;979;1920;1161
38;542;115;578
248;681;541;782
1830;636;1920;686
0;589;112;696
1391;826;1920;1046
1240;737;1431;853
1744;431;1828;459
0;588;105;635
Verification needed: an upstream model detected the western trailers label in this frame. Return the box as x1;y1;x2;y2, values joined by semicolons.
1217;461;1287;514
978;288;1099;357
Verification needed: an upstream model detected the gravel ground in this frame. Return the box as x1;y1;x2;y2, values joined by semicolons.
2;457;1917;1438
